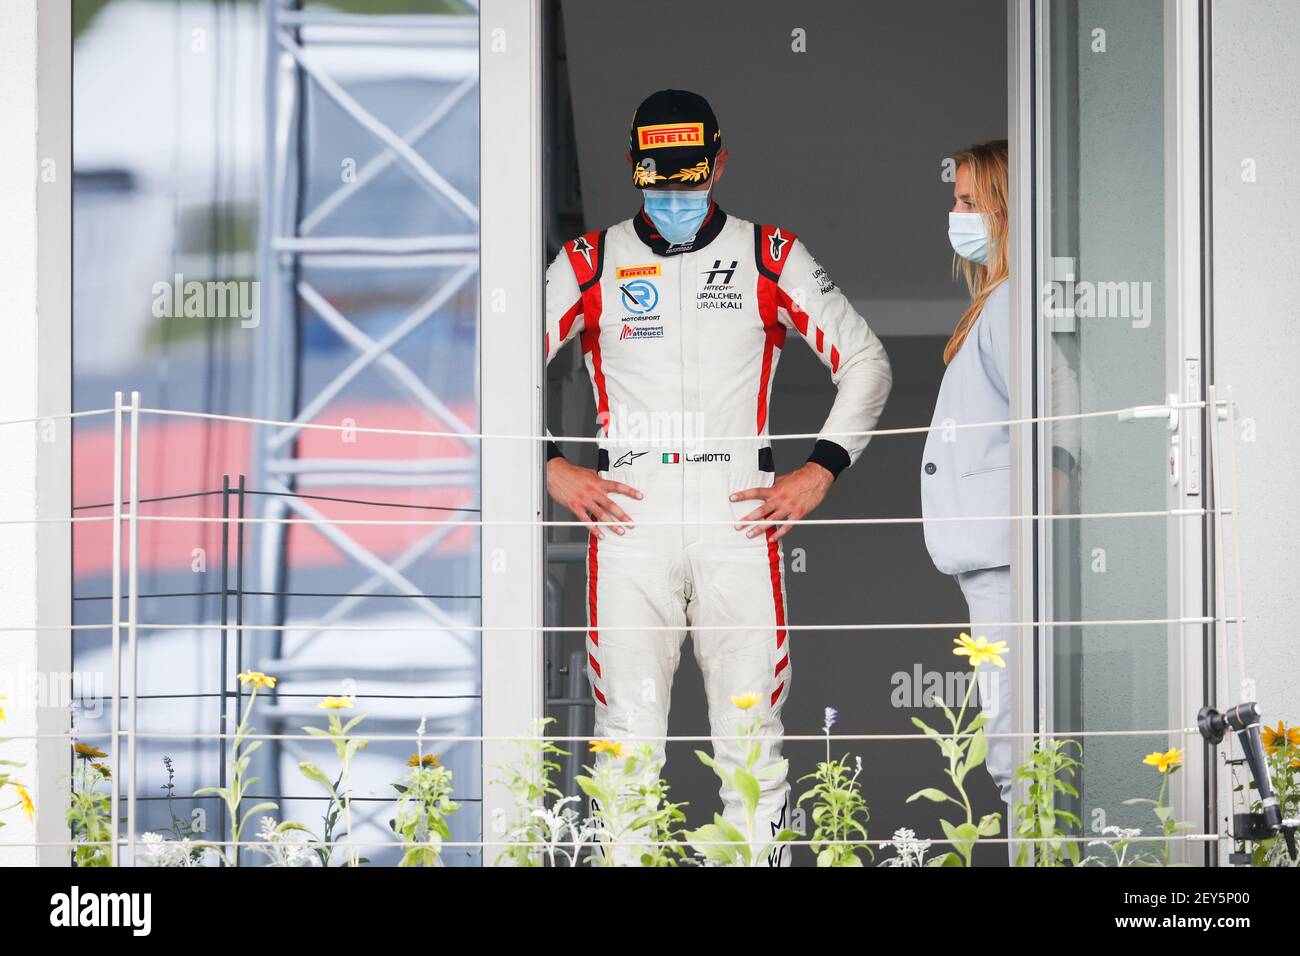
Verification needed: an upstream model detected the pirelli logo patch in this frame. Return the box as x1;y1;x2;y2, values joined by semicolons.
637;122;705;150
616;264;662;279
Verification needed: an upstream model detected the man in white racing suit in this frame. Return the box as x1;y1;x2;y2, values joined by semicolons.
544;90;892;864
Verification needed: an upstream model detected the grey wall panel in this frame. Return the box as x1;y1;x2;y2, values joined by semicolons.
1211;0;1300;733
560;0;1007;336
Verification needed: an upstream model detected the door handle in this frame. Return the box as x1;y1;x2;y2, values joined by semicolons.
1116;393;1190;489
1117;393;1180;432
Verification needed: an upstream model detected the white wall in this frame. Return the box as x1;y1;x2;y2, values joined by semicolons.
0;0;73;868
1211;0;1300;726
0;0;41;867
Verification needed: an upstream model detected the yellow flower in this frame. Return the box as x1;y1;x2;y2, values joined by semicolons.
953;632;1009;668
407;753;441;768
731;692;762;711
237;671;277;690
74;742;108;761
13;784;34;820
588;739;625;758
1261;721;1300;754
319;695;355;710
0;694;6;721
1143;748;1184;773
93;763;112;779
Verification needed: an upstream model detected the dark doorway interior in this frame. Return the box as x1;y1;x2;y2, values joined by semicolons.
544;0;1010;865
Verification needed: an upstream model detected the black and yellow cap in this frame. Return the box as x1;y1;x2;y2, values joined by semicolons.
627;89;722;189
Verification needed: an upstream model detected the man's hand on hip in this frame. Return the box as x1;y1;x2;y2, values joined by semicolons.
731;461;834;540
546;457;642;539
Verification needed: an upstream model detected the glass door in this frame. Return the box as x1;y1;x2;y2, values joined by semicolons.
1022;0;1210;864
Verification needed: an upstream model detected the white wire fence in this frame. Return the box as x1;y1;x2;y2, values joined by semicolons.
0;391;1248;864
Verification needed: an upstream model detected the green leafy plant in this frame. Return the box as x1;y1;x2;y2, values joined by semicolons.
1243;721;1300;867
1081;748;1195;867
1081;825;1144;867
684;693;797;867
907;633;1007;867
160;756;196;843
246;816;317;867
492;717;569;866
581;740;688;867
194;671;279;866
298;693;369;867
390;747;460;867
67;743;113;866
0;697;35;833
797;706;872;866
1011;737;1084;866
1123;748;1195;866
139;830;217;867
141;755;217;866
510;796;597;868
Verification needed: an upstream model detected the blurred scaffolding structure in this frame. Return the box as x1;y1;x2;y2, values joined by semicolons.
250;0;484;862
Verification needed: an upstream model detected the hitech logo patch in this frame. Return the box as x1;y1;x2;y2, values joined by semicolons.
637;122;704;150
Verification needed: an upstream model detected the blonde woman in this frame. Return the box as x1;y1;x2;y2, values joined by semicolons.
921;140;1078;817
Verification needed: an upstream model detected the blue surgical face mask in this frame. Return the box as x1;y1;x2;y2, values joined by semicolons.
948;211;989;264
643;189;711;245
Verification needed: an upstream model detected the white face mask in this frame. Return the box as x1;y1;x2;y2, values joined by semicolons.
948;212;989;264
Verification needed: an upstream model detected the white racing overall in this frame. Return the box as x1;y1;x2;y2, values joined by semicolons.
545;204;892;863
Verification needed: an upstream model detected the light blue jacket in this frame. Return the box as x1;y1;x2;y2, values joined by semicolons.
920;282;1013;575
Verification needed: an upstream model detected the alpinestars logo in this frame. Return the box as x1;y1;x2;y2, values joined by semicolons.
613;450;647;467
768;228;790;262
571;236;594;269
768;804;790;867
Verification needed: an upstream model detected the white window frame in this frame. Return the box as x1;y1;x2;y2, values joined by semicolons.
478;0;547;859
28;0;75;868
24;0;1219;868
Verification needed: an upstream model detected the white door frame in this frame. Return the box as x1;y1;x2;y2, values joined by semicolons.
1006;0;1037;862
1162;0;1212;864
1008;0;1213;864
478;0;547;862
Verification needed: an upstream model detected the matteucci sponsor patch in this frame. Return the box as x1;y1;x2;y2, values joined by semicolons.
620;323;664;340
616;264;662;279
636;122;705;150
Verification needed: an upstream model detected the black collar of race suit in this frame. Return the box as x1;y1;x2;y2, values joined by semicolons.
633;201;728;257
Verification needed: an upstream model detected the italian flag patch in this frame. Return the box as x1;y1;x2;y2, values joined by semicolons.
662;453;680;463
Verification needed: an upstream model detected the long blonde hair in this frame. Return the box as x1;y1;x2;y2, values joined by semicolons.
944;140;1009;365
